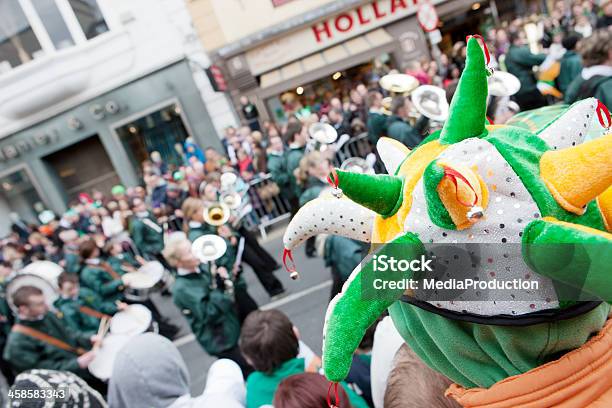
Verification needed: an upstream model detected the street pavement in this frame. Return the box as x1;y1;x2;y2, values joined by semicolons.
152;222;333;394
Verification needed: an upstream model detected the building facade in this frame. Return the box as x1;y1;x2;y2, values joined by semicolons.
0;0;239;234
187;0;494;124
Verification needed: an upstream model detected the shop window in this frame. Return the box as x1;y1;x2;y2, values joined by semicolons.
67;0;109;40
0;0;43;71
116;104;190;177
31;0;75;49
0;169;43;226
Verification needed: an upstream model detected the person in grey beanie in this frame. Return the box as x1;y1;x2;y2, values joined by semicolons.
108;332;245;408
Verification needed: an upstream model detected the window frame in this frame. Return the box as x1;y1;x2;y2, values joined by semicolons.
2;0;112;69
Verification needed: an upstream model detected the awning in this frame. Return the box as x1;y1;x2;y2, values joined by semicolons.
258;28;395;98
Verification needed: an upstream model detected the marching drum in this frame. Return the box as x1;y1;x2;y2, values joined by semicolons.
122;261;164;302
21;261;64;289
88;334;132;381
89;304;154;380
110;304;153;335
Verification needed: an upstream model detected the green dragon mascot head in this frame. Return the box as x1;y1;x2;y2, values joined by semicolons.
283;36;612;404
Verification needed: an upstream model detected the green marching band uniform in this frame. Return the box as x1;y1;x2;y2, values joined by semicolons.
286;145;306;198
267;150;293;202
130;212;164;259
172;265;240;356
107;251;140;273
298;177;327;207
367;109;387;145
79;260;125;304
386;114;429;148
187;221;215;242
3;312;91;377
53;287;117;335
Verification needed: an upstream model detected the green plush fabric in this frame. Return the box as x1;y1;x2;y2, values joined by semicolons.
485;127;606;230
440;37;488;145
323;233;423;382
336;169;403;218
506;104;569;134
522;219;612;303
389;300;610;388
423;161;456;230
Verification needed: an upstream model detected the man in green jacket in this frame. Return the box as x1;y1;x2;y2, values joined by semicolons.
3;286;97;377
366;90;388;145
59;229;81;274
505;30;547;110
564;29;612;109
284;121;308;212
129;197;165;260
386;96;429;148
54;272;125;335
162;235;248;375
266;135;293;203
78;239;126;304
558;33;583;94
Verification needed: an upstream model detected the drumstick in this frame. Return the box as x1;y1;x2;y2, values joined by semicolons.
93;317;110;351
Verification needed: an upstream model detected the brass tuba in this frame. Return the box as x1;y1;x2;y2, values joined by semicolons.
202;202;230;226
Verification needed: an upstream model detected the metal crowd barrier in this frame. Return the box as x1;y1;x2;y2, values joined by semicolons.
244;134;388;238
335;132;386;174
244;174;292;239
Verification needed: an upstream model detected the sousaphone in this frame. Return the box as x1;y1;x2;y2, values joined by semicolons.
340;157;375;175
488;71;521;97
202;202;230;226
379;73;419;95
191;234;227;263
411;85;449;122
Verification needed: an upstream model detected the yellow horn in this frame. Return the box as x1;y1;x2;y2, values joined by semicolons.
540;134;612;215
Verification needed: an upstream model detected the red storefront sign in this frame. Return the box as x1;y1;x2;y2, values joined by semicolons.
206;65;228;92
311;0;419;43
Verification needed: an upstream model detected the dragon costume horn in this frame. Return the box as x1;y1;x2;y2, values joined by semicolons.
440;36;488;145
540;134;612;215
336;169;403;217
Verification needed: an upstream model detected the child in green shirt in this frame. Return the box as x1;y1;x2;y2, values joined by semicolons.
239;309;369;408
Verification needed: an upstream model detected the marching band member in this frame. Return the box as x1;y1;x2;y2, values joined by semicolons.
215;223;258;322
78;239;127;305
366;90;387;145
54;272;126;335
385;96;429;148
162;234;251;376
129;197;165;262
3;286;98;377
284;121;308;213
182;197;214;241
104;239;143;274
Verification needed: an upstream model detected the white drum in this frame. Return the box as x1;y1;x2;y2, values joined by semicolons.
88;333;132;380
123;261;164;301
110;304;153;336
21;261;64;288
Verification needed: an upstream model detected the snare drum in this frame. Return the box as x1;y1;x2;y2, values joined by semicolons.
123;261;164;302
21;261;64;288
110;304;153;335
88;304;154;381
88;333;131;381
